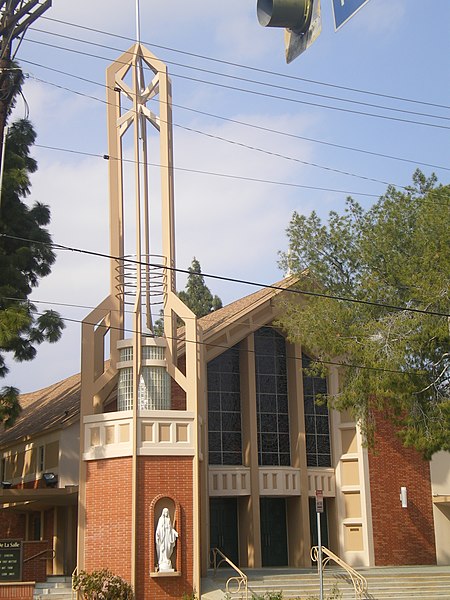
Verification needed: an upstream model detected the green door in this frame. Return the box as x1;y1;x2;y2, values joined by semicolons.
210;498;239;565
309;497;329;552
260;497;288;566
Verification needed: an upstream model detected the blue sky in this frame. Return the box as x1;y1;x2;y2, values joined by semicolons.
5;0;450;392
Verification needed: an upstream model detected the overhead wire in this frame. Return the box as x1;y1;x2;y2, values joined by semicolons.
40;15;450;111
6;303;428;379
28;26;450;124
20;58;450;175
2;233;449;319
20;36;450;131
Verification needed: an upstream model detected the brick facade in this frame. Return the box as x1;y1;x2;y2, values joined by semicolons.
83;455;195;600
368;414;436;565
0;583;34;600
84;457;133;579
136;456;194;600
22;541;51;582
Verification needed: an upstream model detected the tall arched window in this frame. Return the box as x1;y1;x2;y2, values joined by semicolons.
207;345;242;465
302;354;331;467
255;327;290;466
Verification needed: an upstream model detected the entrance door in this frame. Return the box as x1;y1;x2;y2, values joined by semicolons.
210;498;239;565
260;497;288;566
309;497;329;551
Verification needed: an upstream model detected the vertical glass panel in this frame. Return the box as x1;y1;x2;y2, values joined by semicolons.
207;344;242;465
118;367;133;410
302;353;331;467
255;327;290;466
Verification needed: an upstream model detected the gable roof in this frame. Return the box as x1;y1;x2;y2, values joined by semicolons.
1;276;297;448
198;275;297;339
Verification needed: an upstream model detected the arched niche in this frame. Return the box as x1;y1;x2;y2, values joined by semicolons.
150;494;181;575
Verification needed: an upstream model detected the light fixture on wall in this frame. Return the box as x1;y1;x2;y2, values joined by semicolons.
1;481;12;489
43;472;58;487
400;486;408;508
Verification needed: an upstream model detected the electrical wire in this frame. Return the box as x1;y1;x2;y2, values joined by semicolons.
5;298;431;377
20;36;450;131
32;139;381;198
20;57;450;174
40;15;450;111
2;233;449;318
28;27;450;124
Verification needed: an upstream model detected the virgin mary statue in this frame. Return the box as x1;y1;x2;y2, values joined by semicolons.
155;507;178;571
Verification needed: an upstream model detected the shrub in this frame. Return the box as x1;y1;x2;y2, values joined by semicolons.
73;569;134;600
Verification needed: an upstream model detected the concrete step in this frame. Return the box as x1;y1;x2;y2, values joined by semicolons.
202;566;450;600
34;576;73;600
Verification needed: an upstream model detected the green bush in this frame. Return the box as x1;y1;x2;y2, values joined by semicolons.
252;593;283;600
73;569;134;600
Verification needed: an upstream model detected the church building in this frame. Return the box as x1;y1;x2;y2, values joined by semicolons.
1;39;449;600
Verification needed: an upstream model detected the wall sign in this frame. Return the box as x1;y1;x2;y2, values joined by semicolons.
0;540;22;581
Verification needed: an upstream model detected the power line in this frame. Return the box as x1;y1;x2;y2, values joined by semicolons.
2;233;449;318
20;59;450;174
4;298;428;378
40;15;450;112
32;140;381;198
21;36;450;131
28;26;450;124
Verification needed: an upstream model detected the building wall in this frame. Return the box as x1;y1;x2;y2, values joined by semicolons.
136;456;194;600
0;513;26;540
430;451;450;565
59;422;80;487
368;415;436;565
84;457;133;579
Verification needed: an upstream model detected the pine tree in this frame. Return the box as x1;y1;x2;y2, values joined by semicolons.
0;94;64;427
277;170;450;458
178;258;222;318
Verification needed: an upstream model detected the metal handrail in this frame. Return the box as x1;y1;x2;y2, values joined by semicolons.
310;546;368;600
71;566;78;600
23;548;55;563
211;547;248;600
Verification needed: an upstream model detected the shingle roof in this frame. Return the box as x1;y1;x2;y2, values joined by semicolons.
0;371;81;447
198;275;296;337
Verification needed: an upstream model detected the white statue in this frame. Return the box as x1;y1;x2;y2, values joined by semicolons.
155;507;178;572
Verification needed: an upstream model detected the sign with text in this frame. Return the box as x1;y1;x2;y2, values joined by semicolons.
315;489;324;513
0;540;22;581
332;0;371;31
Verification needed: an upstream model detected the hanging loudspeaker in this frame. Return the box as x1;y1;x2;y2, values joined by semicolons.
257;0;313;33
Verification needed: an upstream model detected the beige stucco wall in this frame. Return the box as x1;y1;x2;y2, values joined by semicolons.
59;422;80;487
430;451;450;565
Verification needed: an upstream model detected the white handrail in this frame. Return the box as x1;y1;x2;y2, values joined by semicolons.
311;546;368;600
211;547;248;600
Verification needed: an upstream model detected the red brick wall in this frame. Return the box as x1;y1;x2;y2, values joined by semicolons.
136;456;194;600
368;415;436;565
0;583;34;600
84;457;133;580
22;541;51;582
0;515;25;540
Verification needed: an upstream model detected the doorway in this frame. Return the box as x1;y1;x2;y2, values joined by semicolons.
210;497;239;565
260;497;288;566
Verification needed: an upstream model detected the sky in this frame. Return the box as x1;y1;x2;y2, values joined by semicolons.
4;0;450;393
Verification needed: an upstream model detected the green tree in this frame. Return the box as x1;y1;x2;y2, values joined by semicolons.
178;257;222;318
277;170;450;458
0;115;64;427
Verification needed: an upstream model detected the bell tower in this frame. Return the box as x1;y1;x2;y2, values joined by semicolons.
77;40;201;599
